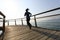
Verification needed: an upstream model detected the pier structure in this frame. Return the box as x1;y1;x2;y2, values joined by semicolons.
0;7;60;40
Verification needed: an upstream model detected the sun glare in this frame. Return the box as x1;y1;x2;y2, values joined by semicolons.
4;0;17;12
2;0;19;19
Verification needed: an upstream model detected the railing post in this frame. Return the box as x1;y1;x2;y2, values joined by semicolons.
21;18;23;25
8;20;9;26
34;16;37;27
3;18;5;32
15;19;16;26
2;16;5;40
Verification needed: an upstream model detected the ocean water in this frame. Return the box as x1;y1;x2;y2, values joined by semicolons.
30;16;60;30
30;21;60;30
4;16;60;30
37;22;60;30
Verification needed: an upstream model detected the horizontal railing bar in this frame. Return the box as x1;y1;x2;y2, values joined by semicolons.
33;7;60;16
6;14;60;21
29;14;60;20
6;18;22;21
36;14;60;19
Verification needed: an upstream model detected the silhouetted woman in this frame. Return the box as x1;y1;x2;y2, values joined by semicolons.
24;8;32;29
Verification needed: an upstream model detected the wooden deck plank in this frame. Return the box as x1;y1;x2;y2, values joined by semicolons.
1;25;60;40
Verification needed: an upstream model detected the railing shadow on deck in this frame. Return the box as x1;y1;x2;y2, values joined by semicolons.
32;28;60;40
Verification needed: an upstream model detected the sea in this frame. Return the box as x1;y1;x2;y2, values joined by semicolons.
30;16;60;30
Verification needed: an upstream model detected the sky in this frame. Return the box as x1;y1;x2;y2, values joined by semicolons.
0;0;60;20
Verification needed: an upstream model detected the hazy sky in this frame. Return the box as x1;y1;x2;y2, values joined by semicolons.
0;0;60;19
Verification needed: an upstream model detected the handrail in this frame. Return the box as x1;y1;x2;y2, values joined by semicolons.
32;7;60;27
0;11;5;40
33;7;60;16
6;7;60;28
36;14;60;19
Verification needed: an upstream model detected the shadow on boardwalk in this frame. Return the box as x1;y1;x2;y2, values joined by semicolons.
32;28;60;40
2;25;60;40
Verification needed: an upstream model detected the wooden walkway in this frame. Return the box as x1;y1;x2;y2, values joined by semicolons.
2;25;60;40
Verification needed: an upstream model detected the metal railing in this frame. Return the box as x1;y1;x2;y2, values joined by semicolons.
0;11;5;40
5;7;60;30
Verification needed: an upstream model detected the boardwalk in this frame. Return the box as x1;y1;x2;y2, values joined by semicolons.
2;25;60;40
